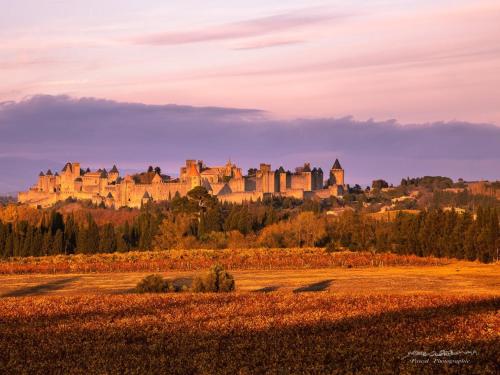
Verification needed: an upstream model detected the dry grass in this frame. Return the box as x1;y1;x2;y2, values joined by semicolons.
0;262;498;297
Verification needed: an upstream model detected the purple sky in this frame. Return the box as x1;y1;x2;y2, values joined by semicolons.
0;1;499;192
0;95;499;193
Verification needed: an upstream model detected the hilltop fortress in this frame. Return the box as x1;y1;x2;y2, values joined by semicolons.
18;159;346;208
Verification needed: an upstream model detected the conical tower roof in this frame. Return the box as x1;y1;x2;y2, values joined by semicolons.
187;163;200;177
61;162;72;172
332;159;342;170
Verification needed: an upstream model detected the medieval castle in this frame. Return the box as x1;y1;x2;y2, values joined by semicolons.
18;159;346;208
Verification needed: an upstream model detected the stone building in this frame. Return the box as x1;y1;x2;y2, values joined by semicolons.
18;159;346;208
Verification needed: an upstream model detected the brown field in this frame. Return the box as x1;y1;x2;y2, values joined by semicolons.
0;293;498;374
0;248;450;274
0;254;498;374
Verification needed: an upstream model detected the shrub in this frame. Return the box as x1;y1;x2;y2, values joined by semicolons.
192;264;235;292
325;242;340;253
136;274;174;293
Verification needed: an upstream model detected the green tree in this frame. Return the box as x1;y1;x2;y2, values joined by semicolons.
64;214;77;254
31;228;43;257
372;179;389;190
86;215;100;254
49;211;64;235
4;230;13;258
41;230;52;256
99;224;117;253
52;229;64;255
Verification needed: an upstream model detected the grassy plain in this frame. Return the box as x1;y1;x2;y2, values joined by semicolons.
0;262;498;297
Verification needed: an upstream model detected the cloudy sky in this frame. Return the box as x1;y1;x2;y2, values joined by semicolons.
0;1;499;192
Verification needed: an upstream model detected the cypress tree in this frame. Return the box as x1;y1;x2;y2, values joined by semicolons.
0;221;5;256
50;211;65;235
21;226;33;257
31;228;43;257
52;230;64;255
116;231;129;253
418;211;431;257
76;227;88;254
122;221;131;248
64;214;77;254
237;206;252;235
99;224;116;253
491;208;499;262
4;231;13;258
205;207;223;233
86;215;100;254
41;230;52;256
464;224;477;261
449;215;463;259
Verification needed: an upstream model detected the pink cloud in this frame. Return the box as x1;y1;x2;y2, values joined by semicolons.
232;38;304;50
131;9;347;45
0;56;62;70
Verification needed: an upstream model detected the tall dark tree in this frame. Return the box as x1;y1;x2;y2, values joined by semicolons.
31;228;43;257
86;215;100;254
4;230;13;258
41;231;52;256
64;214;77;254
50;211;65;235
99;224;117;253
52;230;64;255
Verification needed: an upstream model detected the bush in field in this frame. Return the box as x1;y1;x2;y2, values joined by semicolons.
136;274;174;293
192;264;235;292
325;241;340;253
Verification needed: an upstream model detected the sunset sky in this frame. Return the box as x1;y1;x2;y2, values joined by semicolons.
0;1;499;192
2;0;500;123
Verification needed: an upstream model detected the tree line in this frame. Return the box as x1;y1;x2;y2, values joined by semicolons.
0;210;160;257
328;207;499;263
0;187;498;262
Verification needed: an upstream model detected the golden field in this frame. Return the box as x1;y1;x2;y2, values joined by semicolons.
0;262;498;297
